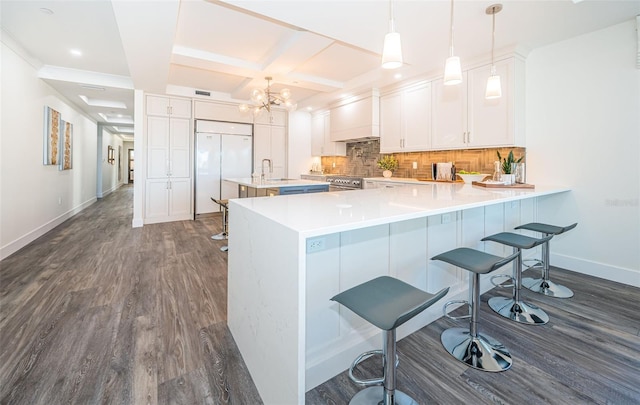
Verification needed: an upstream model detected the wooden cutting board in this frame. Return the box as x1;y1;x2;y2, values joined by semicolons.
472;181;535;189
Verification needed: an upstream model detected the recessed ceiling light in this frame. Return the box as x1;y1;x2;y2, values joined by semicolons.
39;8;54;15
394;73;403;79
306;106;313;111
70;49;82;57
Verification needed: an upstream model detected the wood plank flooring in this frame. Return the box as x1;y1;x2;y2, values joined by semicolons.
0;185;261;404
1;184;639;404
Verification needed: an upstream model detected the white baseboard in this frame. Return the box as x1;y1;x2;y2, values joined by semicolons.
132;217;144;228
551;252;640;288
0;197;97;260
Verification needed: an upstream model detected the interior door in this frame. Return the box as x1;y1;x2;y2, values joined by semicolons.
195;132;221;214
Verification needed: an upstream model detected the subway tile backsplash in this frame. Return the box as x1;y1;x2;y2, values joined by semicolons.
320;140;525;179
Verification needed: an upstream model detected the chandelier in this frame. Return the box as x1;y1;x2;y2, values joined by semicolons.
238;76;297;117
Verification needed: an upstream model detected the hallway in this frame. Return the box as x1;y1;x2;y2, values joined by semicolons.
0;185;262;404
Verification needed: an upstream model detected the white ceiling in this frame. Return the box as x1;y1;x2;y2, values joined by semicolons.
2;0;639;140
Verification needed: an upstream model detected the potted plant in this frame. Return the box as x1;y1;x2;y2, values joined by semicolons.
377;155;399;178
496;150;523;184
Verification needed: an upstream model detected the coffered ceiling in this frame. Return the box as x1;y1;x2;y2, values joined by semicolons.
1;0;638;140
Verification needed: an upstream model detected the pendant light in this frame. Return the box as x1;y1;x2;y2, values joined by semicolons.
485;4;502;99
443;0;462;85
381;0;403;69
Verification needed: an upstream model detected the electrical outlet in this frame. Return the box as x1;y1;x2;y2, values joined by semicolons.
58;197;62;205
306;237;326;253
412;161;418;169
441;213;452;224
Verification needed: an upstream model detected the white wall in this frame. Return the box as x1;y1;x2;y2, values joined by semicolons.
287;111;314;178
526;19;639;286
100;129;123;197
1;42;99;259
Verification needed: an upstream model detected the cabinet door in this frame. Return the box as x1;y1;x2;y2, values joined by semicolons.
269;125;286;179
169;178;192;217
255;109;286;126
311;113;325;156
145;179;169;219
380;92;402;153
146;95;170;116
147;116;170;178
169;118;191;178
253;124;272;175
403;82;431;151
467;59;513;147
321;113;346;156
169;98;192;119
431;74;468;150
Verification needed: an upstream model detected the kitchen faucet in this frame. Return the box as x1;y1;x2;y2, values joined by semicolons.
261;158;273;182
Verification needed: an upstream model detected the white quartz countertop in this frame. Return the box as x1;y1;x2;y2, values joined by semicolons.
230;182;570;237
224;177;329;189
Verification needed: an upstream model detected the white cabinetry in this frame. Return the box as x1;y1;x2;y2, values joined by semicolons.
431;56;524;150
329;90;379;142
311;112;346;156
380;81;431;153
254;124;286;179
145;95;192;224
146;95;191;119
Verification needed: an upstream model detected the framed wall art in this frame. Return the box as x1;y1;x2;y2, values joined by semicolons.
108;145;115;164
59;120;73;170
43;106;61;165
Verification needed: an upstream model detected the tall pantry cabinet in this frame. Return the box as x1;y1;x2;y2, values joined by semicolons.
145;95;193;224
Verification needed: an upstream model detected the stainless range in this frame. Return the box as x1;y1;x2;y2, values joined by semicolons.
326;176;363;191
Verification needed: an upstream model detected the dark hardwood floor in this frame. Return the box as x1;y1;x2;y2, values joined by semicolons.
1;184;639;404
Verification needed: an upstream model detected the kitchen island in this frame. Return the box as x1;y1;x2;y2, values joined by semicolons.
224;177;329;197
227;182;571;404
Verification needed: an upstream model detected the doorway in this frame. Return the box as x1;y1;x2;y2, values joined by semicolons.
127;149;134;183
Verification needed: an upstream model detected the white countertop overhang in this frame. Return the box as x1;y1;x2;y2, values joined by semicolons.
230;183;570;238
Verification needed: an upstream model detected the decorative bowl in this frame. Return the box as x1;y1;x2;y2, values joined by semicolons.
457;173;490;184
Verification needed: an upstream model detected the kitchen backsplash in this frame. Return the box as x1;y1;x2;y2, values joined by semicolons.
320;140;526;179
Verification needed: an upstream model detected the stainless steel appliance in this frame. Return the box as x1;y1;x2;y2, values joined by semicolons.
326;176;363;191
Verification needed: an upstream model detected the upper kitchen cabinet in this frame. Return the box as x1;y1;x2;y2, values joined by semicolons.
254;109;287;126
254;124;286;179
329;89;380;142
380;81;432;153
311;112;346;156
146;95;192;119
194;100;253;124
431;56;525;150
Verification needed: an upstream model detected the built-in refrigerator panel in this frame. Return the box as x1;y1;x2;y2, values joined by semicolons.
221;134;252;200
195;121;253;215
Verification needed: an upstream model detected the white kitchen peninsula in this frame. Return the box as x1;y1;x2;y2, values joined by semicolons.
227;183;570;404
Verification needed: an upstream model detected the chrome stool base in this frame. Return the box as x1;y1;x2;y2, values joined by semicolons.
349;386;418;405
220;246;228;252
488;296;549;325
522;277;574;298
211;232;227;240
441;327;512;372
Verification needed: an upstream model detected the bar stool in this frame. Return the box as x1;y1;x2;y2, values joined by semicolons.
432;248;519;372
516;222;577;298
481;232;554;325
331;276;449;405
210;197;229;252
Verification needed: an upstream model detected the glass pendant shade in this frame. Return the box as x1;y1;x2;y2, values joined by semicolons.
250;88;265;103
279;88;291;100
443;56;462;85
485;73;502;99
238;104;250;113
382;31;403;69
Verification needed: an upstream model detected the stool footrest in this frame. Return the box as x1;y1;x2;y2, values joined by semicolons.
443;300;471;321
522;258;542;270
490;274;514;288
348;350;399;387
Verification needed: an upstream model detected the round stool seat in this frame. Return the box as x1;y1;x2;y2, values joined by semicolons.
482;232;553;325
432;248;519;372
